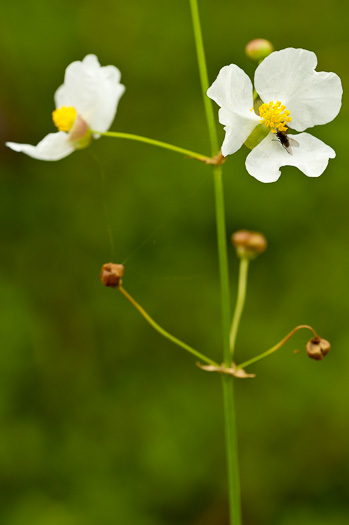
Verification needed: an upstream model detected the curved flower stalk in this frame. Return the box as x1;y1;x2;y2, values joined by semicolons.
207;48;343;182
6;55;125;161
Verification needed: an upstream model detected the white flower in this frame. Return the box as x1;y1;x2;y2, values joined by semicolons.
6;54;125;161
207;48;342;182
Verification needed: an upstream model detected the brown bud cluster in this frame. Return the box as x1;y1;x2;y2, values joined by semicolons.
231;230;267;259
99;263;124;288
306;336;331;361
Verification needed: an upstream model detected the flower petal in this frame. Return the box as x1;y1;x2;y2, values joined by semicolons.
218;108;260;156
6;132;74;161
54;54;125;133
255;48;342;132
245;132;335;183
207;64;254;110
207;65;260;155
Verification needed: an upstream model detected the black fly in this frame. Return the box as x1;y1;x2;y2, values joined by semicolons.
275;130;299;155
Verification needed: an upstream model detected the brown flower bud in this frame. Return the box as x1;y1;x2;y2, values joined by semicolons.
231;230;267;259
245;39;274;62
306;336;331;361
99;263;124;288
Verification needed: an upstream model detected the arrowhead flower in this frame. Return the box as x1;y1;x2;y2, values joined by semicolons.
6;54;125;161
207;48;342;182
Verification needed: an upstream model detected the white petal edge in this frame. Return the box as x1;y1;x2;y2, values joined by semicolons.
255;48;343;132
208;64;255;110
54;54;125;132
219;108;260;156
6;132;75;161
245;132;336;183
207;65;260;155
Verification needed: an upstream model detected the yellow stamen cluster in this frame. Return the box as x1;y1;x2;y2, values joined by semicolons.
259;101;292;133
52;106;77;132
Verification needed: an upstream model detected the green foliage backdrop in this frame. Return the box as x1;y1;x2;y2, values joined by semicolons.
1;1;348;523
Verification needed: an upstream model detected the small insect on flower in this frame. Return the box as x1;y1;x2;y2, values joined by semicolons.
275;129;299;155
207;48;343;182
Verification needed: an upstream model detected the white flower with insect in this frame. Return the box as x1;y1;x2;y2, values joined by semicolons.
6;55;125;161
207;48;342;182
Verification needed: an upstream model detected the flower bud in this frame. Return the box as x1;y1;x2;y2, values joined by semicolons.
100;263;124;288
245;39;274;62
306;336;331;361
231;230;267;259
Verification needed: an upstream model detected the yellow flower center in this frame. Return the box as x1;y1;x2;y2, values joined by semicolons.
259;101;292;133
52;106;77;132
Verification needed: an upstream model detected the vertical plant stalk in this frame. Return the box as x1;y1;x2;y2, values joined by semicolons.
189;1;242;523
230;258;250;357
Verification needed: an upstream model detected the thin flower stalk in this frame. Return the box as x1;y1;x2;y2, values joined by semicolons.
91;130;211;162
236;325;318;370
119;286;219;367
230;257;249;357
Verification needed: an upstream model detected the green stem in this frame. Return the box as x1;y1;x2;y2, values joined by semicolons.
189;0;219;156
236;324;317;370
230;258;250;357
92;130;211;162
222;375;241;522
189;2;241;524
213;166;232;368
119;286;219;367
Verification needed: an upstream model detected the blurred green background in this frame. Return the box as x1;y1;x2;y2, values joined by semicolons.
1;0;348;524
